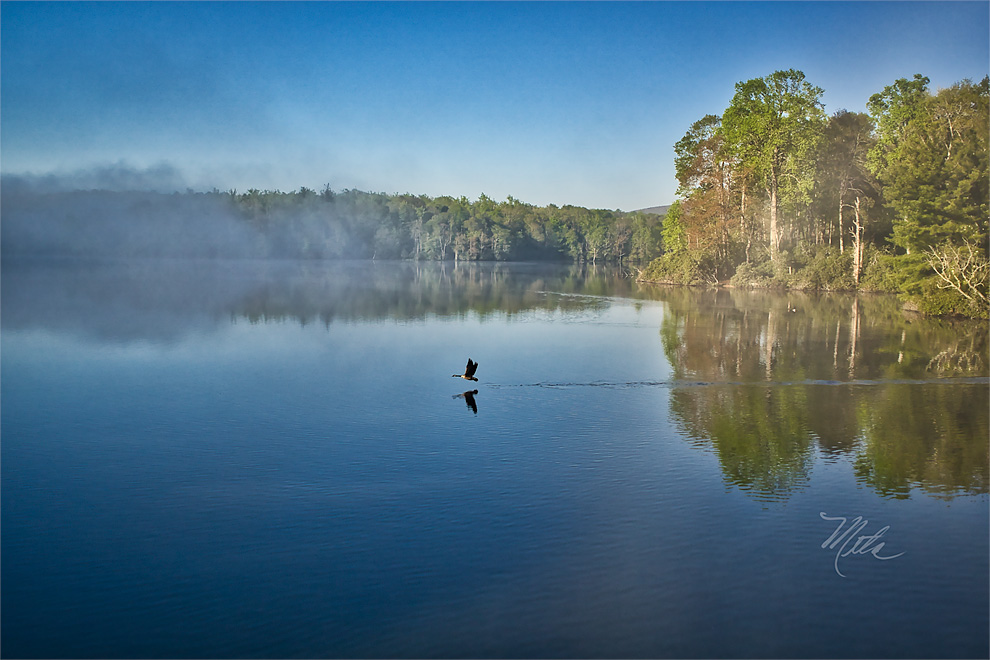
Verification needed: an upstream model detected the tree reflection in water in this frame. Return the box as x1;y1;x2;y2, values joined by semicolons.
653;286;989;501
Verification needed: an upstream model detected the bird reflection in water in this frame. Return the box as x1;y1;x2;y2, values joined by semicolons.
453;390;479;414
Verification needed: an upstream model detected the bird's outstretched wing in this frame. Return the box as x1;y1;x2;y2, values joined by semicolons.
465;358;478;378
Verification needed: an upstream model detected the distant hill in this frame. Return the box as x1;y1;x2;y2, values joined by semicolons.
633;205;670;216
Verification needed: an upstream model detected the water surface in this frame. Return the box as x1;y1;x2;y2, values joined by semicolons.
2;258;987;658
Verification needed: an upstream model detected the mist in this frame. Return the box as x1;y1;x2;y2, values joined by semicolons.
1;164;262;259
0;164;419;261
0;259;621;346
2;163;190;194
2;164;664;264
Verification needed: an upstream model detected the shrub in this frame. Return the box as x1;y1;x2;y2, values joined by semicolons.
881;251;987;317
638;250;713;285
913;279;977;317
798;246;855;290
859;246;900;292
729;260;776;288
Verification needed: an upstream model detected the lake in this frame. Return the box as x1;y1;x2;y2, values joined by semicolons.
2;258;987;659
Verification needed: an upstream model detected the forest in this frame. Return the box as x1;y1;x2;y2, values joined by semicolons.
224;187;664;264
640;70;988;318
2;70;986;316
1;182;663;265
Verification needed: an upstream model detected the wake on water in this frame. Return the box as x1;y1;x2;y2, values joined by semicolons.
486;377;990;390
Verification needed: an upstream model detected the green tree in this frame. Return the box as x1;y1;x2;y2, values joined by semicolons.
581;210;610;264
674;114;728;195
866;73;931;182
877;78;989;253
816;111;882;283
627;212;662;262
660;199;686;254
674;114;741;278
867;76;989;315
722;69;827;264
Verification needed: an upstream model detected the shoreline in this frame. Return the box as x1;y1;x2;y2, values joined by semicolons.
634;275;987;319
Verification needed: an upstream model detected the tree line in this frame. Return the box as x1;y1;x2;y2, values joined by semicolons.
2;180;662;265
4;69;985;316
224;186;663;264
639;70;989;318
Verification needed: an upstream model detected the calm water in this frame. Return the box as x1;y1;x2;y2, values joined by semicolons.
2;258;988;659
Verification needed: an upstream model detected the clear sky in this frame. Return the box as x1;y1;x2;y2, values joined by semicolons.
2;1;987;210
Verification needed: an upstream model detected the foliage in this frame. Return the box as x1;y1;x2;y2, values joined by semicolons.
5;70;987;318
722;69;827;261
858;246;900;293
873;78;989;253
1;183;665;266
638;249;713;286
925;240;989;318
727;246;855;291
659;199;687;254
866;73;931;179
642;69;989;317
915;280;976;317
794;246;856;291
221;187;664;264
868;249;983;317
729;260;776;289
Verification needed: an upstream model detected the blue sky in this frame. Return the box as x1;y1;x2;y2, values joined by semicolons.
2;1;987;210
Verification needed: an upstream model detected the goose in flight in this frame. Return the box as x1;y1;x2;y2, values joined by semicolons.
452;358;479;382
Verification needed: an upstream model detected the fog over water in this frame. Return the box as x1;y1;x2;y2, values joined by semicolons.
1;169;258;259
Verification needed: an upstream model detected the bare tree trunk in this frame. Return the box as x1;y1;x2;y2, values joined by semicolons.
741;181;751;263
851;197;864;285
769;182;779;262
837;194;844;254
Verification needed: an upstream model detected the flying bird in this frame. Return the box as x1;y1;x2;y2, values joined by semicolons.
452;358;479;382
